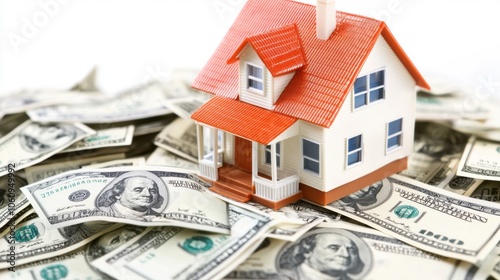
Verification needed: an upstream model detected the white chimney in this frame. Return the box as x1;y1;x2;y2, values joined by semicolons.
316;0;336;40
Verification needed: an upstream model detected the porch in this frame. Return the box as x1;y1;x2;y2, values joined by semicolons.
209;164;303;210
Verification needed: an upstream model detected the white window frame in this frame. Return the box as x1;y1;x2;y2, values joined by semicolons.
346;134;363;168
246;62;264;94
263;142;282;169
301;138;321;176
352;68;385;110
386;118;403;154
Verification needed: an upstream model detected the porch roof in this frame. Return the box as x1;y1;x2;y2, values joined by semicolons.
191;96;297;145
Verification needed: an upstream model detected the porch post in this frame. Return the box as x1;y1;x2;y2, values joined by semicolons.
212;128;218;169
252;141;258;183
196;125;203;162
271;143;277;185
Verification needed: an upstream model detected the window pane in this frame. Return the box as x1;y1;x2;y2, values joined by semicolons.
304;158;319;174
265;143;280;166
348;135;362;151
369;88;384;102
348;151;362;165
370;70;384;87
254;66;263;78
388;119;402;135
354;76;367;93
303;139;319;159
387;135;401;149
354;94;366;108
249;79;263;90
249;65;263;79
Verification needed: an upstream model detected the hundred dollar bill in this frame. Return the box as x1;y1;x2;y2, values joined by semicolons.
0;207;34;238
484;243;500;280
453;105;500;131
416;94;489;121
225;222;469;280
0;173;32;230
0;216;121;269
320;175;500;264
24;154;125;184
81;157;146;169
492;257;500;280
0;113;29;138
457;137;500;181
470;180;500;203
439;163;483;197
0;89;103;117
132;114;177;136
162;95;210;119
146;147;198;171
91;204;275;280
0;120;95;177
21;166;230;234
70;67;99;92
0;224;146;279
27;81;176;123
253;200;340;242
400;121;470;185
59;125;134;153
213;192;340;242
154;117;198;162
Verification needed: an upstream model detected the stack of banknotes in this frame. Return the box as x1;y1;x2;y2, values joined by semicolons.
0;69;499;279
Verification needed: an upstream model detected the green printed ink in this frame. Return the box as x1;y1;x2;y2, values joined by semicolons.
14;224;40;243
181;236;213;255
394;205;419;219
40;265;69;280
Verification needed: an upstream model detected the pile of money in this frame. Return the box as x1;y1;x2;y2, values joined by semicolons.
0;70;499;279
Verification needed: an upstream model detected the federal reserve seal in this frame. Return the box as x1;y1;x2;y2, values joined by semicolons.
448;176;473;190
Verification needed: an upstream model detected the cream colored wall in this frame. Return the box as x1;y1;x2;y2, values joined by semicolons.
321;35;416;192
224;132;234;165
238;46;295;109
256;120;326;188
274;72;294;103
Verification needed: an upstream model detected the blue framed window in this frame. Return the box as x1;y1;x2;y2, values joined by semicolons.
347;135;363;166
353;69;385;109
247;64;263;92
387;118;403;150
302;139;320;175
265;142;281;167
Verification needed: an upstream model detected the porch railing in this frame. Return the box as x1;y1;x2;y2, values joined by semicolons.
199;160;218;181
254;174;300;201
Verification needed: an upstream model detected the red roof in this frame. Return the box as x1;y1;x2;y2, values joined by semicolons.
227;23;307;77
192;0;429;128
191;96;297;145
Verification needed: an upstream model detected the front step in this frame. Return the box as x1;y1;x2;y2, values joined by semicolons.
211;181;252;202
218;169;254;193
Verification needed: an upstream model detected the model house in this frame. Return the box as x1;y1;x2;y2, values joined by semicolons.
191;0;429;209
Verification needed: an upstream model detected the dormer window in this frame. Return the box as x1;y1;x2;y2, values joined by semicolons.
247;63;264;93
353;69;385;109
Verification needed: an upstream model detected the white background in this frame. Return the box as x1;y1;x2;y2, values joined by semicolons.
1;0;500;99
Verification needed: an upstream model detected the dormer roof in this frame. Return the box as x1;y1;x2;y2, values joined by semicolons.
227;23;307;77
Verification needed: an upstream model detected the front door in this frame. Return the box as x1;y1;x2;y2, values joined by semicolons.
235;137;252;173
